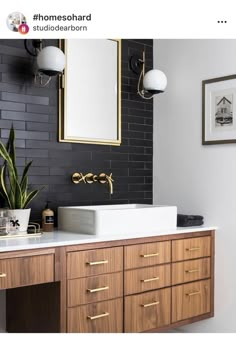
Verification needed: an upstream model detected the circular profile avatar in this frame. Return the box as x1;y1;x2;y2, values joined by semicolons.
6;12;29;34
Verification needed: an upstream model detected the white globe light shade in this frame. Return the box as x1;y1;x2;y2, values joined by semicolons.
143;69;167;93
37;46;65;76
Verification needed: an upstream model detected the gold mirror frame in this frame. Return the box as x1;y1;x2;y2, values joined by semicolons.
59;39;121;146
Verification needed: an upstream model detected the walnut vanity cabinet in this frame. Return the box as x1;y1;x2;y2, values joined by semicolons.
171;235;213;326
66;246;123;333
124;240;172;332
66;230;214;333
4;229;215;333
4;248;59;333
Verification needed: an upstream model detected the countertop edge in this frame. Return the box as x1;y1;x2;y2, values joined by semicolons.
0;226;217;253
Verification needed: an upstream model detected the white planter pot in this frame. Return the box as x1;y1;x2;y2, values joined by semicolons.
6;209;31;233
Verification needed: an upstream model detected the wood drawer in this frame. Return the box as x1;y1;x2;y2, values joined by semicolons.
125;288;171;332
67;298;123;333
124;241;171;270
172;258;210;285
67;272;123;306
67;247;123;279
172;236;211;262
172;279;211;322
124;264;171;295
0;254;54;290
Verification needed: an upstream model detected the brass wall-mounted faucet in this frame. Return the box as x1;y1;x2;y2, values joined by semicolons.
71;172;114;195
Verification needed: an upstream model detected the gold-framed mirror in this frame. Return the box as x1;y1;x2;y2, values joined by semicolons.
59;39;121;146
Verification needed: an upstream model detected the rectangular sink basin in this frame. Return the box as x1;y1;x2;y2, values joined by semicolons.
58;204;177;236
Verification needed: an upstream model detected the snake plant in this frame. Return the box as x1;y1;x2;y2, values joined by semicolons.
0;126;41;209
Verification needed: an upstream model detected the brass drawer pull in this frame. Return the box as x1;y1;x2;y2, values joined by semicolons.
140;253;159;258
0;273;6;278
141;277;160;283
186;247;200;251
86;260;108;266
87;286;109;293
185;269;199;273
87;312;109;320
141;300;160;308
186;290;201;297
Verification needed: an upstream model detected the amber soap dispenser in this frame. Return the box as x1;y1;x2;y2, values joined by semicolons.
42;201;54;232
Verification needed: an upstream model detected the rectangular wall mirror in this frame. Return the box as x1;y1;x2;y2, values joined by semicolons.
59;39;121;146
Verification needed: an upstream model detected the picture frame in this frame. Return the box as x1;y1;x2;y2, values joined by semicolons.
202;74;236;145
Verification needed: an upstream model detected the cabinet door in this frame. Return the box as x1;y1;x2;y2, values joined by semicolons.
172;258;210;285
67;298;123;333
124;264;171;295
125;241;171;269
67;272;123;306
172;236;211;262
0;254;54;289
124;288;171;332
172;279;211;322
67;247;123;278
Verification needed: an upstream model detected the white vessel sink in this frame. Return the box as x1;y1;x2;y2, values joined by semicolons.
58;204;177;236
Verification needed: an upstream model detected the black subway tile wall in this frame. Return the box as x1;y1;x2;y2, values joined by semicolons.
0;39;153;224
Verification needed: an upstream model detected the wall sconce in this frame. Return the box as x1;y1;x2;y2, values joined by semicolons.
130;51;167;100
24;39;65;86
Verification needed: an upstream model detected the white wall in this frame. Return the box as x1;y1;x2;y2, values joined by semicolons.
153;39;236;333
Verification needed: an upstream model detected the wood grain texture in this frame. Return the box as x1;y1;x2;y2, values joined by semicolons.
124;288;171;332
172;236;211;262
0;254;54;289
172;279;211;322
0;248;55;259
67;246;123;279
124;264;171;295
65;230;212;252
124;241;171;270
67;298;123;333
142;312;214;332
6;282;60;333
67;271;123;306
55;246;67;333
172;258;211;285
3;230;215;333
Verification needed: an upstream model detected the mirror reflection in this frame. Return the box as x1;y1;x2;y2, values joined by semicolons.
59;39;121;145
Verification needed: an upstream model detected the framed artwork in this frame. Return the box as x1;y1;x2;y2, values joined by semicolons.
202;74;236;144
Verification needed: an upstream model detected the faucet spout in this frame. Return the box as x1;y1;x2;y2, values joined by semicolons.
106;173;114;195
97;173;114;195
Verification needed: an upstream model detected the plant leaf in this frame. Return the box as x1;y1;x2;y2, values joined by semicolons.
14;180;22;209
0;142;14;169
0;128;42;209
20;161;32;187
23;189;42;209
21;178;29;206
0;165;12;208
21;176;28;200
7;164;17;209
0;139;18;209
0;172;6;207
0;141;17;186
8;126;17;175
8;178;15;210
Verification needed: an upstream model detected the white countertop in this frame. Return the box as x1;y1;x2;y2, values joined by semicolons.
0;226;217;253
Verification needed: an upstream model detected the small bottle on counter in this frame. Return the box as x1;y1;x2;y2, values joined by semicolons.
42;201;54;232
